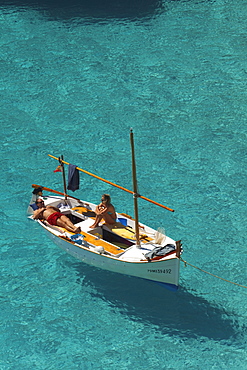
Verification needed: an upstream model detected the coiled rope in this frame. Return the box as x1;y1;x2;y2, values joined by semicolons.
180;257;247;289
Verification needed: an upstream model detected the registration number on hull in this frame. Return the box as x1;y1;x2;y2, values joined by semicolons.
147;269;172;274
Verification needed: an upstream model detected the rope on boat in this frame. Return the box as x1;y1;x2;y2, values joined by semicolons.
180;257;247;289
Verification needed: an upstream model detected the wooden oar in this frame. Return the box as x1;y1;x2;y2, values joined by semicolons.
48;154;175;212
32;184;82;202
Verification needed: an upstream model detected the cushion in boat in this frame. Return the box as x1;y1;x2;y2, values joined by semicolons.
30;203;38;211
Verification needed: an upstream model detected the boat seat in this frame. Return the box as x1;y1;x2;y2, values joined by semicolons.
72;206;96;218
103;223;136;240
30;203;38;211
103;223;152;243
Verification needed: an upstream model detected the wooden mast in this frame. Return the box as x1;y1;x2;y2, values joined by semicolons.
60;155;67;200
130;129;140;247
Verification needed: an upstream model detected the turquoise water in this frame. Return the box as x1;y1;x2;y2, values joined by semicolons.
1;0;247;368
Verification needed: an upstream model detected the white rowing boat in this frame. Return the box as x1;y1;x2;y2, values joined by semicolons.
28;130;182;291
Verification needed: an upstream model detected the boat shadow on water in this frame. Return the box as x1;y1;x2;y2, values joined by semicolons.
3;0;167;21
72;261;242;343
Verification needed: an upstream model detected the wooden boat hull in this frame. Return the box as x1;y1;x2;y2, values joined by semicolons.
30;133;180;290
42;223;180;291
29;192;181;291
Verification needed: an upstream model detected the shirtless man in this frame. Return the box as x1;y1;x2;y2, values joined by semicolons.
90;194;116;228
33;198;81;233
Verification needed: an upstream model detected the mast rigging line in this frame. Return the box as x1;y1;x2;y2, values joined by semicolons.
180;257;247;289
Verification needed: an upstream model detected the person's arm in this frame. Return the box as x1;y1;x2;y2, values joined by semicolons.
46;206;60;212
33;207;45;219
98;204;114;216
95;203;106;215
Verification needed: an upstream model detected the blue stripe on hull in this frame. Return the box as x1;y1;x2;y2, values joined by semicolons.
153;281;179;292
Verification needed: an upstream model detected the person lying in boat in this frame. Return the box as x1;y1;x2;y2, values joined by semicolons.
33;198;81;233
90;194;116;228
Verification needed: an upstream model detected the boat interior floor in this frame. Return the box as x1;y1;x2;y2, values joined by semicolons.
41;204;164;258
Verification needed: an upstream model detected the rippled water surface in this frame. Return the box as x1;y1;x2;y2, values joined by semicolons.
1;0;247;368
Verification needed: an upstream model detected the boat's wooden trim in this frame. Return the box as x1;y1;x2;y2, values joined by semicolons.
53;227;125;256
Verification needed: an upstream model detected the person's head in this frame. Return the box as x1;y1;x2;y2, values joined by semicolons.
101;194;111;204
35;198;45;208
